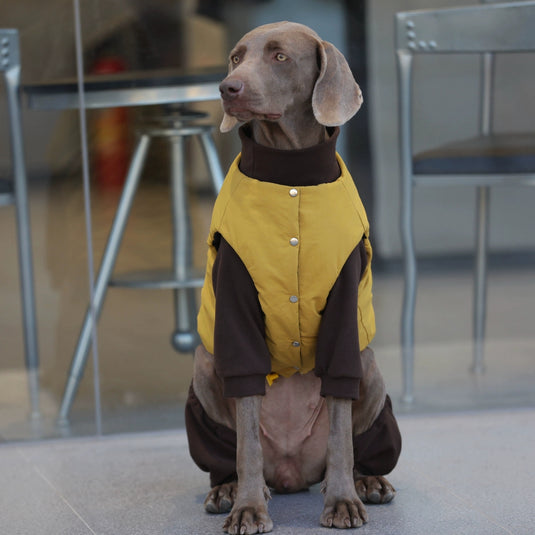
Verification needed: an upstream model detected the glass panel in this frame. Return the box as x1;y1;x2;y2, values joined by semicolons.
0;0;228;441
2;0;534;447
0;1;100;440
72;0;228;435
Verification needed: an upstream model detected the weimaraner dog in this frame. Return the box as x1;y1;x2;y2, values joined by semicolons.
185;21;401;533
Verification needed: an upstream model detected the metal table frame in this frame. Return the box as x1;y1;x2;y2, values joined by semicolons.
25;67;223;110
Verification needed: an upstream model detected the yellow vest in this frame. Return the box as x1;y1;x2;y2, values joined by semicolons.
197;153;375;378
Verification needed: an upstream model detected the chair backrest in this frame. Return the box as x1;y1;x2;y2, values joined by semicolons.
478;0;529;134
396;1;535;147
395;1;535;55
1;29;20;72
0;29;24;204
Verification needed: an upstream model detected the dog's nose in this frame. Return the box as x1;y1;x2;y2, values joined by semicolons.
219;78;244;100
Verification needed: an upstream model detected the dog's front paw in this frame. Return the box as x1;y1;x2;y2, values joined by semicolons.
223;503;273;534
320;496;368;529
204;482;237;514
355;475;396;504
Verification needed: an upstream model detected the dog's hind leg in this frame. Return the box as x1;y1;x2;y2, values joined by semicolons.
185;345;239;513
351;348;401;505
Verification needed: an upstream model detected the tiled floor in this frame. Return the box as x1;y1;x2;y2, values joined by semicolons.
2;407;534;534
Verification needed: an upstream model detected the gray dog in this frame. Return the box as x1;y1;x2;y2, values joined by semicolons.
186;21;401;534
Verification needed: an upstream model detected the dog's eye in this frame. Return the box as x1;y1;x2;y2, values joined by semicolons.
231;55;240;65
275;53;288;62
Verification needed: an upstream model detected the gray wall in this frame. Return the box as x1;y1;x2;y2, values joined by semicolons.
368;0;535;258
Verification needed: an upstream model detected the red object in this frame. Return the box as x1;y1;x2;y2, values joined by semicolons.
91;57;130;191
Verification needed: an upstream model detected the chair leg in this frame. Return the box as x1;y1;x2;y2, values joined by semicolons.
58;134;151;425
169;135;199;353
472;186;490;374
400;185;417;405
6;64;40;420
397;49;416;404
198;130;224;193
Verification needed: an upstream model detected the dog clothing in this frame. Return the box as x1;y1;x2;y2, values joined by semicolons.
197;127;375;399
186;126;402;487
198;155;375;375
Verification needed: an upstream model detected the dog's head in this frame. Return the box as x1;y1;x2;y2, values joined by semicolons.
219;21;363;133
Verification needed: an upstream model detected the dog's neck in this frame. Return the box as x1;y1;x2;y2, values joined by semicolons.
249;115;329;151
238;124;340;186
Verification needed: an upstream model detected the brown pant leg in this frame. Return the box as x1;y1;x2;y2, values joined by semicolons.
186;382;401;485
353;395;402;476
184;383;237;487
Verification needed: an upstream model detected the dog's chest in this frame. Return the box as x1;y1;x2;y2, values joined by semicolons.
259;372;329;455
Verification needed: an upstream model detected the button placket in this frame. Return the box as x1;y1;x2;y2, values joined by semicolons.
287;187;301;359
289;188;299;247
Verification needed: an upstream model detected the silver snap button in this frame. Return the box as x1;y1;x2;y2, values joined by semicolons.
289;295;298;303
289;237;299;246
292;341;300;347
289;188;298;197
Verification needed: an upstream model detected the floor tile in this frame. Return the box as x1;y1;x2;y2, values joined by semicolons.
3;408;533;534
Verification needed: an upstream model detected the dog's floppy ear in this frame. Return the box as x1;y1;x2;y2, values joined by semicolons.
220;59;240;132
312;40;363;126
220;112;239;133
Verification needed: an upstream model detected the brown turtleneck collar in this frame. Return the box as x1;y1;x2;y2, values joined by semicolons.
238;124;341;186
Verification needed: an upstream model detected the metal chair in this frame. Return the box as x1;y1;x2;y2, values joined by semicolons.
395;1;535;403
1;29;40;419
58;107;224;424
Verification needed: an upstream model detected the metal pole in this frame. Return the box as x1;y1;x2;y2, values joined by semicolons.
397;49;417;405
58;134;150;424
169;135;198;352
3;32;41;420
472;186;490;373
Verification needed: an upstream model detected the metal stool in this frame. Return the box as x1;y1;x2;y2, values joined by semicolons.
58;108;224;424
1;29;40;420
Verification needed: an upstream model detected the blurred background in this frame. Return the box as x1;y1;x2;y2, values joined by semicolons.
1;0;534;442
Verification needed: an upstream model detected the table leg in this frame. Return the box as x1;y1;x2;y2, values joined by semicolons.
169;135;198;352
58;134;151;425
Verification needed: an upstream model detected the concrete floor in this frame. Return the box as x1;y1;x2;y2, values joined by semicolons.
1;174;535;534
2;407;534;534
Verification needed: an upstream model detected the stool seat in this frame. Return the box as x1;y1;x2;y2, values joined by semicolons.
109;269;205;290
0;177;15;206
414;133;535;175
140;122;215;139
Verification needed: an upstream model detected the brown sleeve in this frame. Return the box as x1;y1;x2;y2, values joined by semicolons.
314;239;368;400
212;234;271;398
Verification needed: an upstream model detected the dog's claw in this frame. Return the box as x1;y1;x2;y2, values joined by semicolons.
223;504;273;534
320;498;368;529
